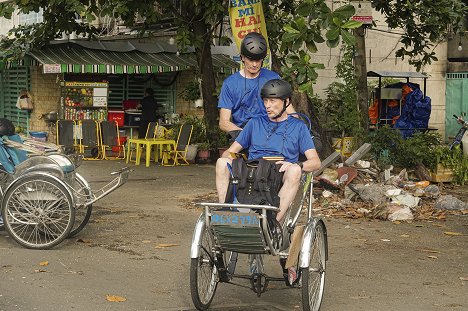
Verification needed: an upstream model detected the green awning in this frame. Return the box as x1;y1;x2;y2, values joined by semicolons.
25;42;238;74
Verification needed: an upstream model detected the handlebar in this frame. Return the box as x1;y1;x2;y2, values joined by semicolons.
453;113;468;127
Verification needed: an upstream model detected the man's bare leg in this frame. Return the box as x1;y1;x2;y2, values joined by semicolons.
277;165;302;223
216;157;232;203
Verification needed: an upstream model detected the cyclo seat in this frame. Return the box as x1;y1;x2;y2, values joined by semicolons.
207;158;284;255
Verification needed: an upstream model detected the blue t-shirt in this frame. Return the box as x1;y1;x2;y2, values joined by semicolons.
218;68;280;127
236;116;315;163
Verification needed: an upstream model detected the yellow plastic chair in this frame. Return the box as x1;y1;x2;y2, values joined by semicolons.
79;119;102;160
162;124;193;166
100;120;125;160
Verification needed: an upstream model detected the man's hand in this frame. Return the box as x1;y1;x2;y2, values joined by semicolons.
276;160;301;173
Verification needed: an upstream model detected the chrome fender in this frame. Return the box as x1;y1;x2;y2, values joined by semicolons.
299;217;328;268
190;213;206;258
3;171;75;208
75;172;90;189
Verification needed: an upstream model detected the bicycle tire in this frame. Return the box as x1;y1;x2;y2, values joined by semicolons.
190;223;218;310
68;174;92;238
1;174;75;249
301;221;326;311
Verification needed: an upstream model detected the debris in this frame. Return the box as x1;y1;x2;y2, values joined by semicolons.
355;160;371;168
322;190;333;198
391;194;420;209
388;206;414;221
434;195;468;211
385;188;402;197
344;143;372;166
415;180;430;188
424;185;440;198
353;184;387;205
357;208;370;214
313;151;341;177
413;188;425;197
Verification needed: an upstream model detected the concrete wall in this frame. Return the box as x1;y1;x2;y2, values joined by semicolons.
29;66;61;142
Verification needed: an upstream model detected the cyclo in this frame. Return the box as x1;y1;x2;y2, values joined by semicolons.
0;127;129;250
189;118;328;310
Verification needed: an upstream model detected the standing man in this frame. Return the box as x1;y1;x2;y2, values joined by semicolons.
137;88;161;138
218;32;296;142
216;79;320;223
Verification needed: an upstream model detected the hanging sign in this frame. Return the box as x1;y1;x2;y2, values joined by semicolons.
228;0;271;68
350;0;373;25
43;64;62;74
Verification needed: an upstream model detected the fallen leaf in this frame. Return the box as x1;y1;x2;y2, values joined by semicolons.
141;240;151;244
380;239;391;242
417;249;441;254
154;243;179;249
427;255;438;259
400;234;410;238
460;277;468;281
77;238;92;244
444;232;464;236
106;295;127;302
34;269;47;273
393;221;401;224
39;261;49;266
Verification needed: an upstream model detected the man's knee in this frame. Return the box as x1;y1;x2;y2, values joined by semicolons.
283;164;302;183
216;158;231;175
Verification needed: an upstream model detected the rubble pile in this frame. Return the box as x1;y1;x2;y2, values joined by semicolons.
313;151;468;222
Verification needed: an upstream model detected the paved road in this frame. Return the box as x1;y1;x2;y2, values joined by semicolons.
1;161;467;311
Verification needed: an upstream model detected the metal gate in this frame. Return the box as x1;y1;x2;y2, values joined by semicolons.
0;65;31;130
445;73;468;141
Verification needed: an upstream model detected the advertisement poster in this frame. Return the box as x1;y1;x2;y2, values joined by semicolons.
229;0;271;68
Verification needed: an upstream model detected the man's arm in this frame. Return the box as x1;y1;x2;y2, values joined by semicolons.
221;141;244;159
219;108;242;132
301;149;321;172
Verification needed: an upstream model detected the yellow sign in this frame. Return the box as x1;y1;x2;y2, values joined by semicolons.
229;0;270;67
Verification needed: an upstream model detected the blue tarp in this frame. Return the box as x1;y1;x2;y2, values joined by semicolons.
394;88;432;138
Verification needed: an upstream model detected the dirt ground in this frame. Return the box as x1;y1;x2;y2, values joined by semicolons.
0;160;467;311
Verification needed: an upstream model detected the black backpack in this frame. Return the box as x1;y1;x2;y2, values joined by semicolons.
225;158;283;207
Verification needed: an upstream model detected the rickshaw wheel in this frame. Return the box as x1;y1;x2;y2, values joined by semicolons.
301;222;326;311
190;223;218;310
68;173;92;238
1;174;75;249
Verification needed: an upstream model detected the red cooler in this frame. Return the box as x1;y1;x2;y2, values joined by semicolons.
108;110;125;127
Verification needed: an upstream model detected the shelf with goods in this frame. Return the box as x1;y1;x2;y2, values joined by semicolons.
60;81;109;121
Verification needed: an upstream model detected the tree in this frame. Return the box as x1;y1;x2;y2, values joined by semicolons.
1;0;466;154
0;0;226;144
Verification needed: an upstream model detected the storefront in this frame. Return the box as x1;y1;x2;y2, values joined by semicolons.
0;40;238;141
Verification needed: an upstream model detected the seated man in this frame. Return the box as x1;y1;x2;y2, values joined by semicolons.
216;79;321;223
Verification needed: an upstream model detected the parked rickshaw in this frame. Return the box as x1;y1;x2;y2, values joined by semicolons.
0;133;129;249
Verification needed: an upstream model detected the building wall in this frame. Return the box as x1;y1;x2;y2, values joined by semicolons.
29;66;61;142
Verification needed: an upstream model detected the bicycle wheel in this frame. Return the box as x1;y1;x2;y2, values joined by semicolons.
301;222;326;311
190;223;218;310
1;174;75;249
68;173;92;238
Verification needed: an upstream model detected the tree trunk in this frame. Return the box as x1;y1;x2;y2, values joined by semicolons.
354;26;369;130
192;18;218;145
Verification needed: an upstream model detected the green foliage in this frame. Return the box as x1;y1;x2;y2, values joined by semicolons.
394;132;442;169
433;146;468;185
179;80;201;102
316;46;361;137
366;126;403;165
372;0;467;71
265;1;361;96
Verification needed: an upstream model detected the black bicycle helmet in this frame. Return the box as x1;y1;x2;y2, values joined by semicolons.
261;79;292;100
240;32;268;60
